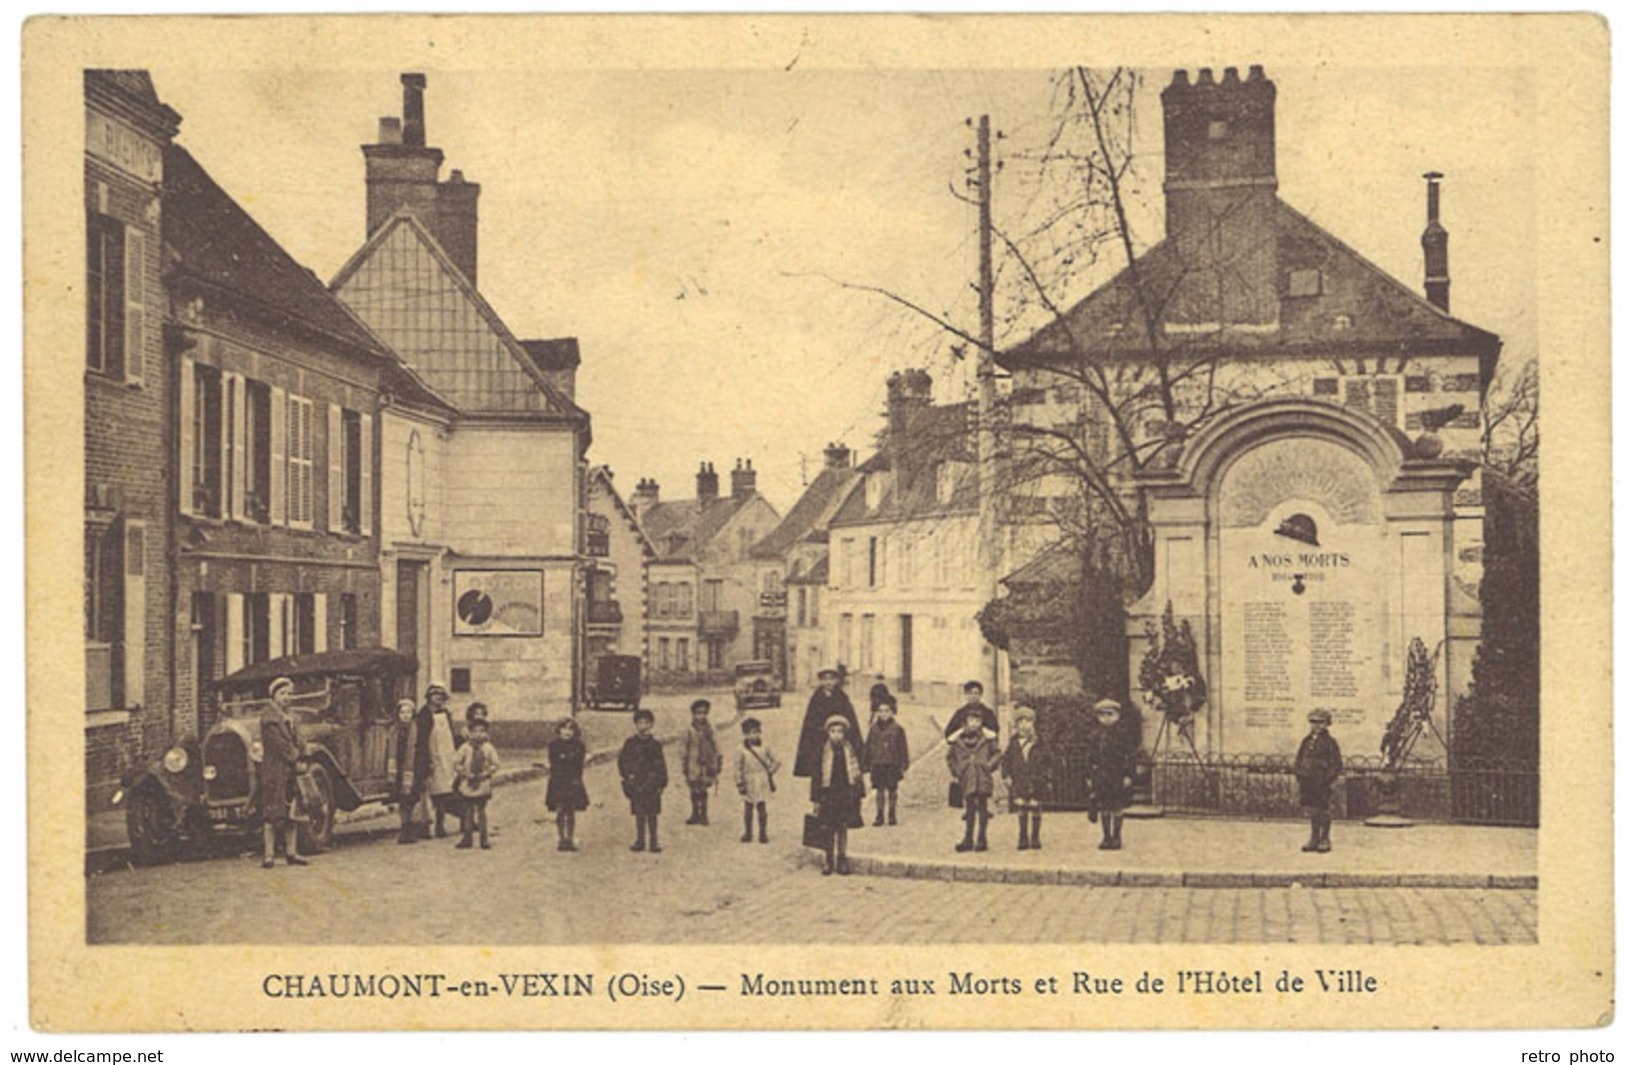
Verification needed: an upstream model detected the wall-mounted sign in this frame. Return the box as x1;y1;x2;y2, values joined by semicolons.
86;111;163;183
758;591;787;610
454;570;544;637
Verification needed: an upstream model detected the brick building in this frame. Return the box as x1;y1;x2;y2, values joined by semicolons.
165;138;392;738
83;71;182;810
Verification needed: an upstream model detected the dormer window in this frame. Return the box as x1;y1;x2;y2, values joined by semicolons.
865;476;884;512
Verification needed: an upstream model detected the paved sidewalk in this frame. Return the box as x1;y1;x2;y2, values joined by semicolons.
825;722;1535;889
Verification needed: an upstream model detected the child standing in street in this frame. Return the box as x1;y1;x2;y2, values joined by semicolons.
810;717;864;875
681;699;723;826
618;708;668;853
1295;708;1343;853
545;717;588;852
1088;699;1136;851
865;696;909;826
1002;705;1051;850
734;716;780;844
947;707;1000;852
452;703;500;850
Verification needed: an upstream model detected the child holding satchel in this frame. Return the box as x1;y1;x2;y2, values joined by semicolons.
734;716;781;844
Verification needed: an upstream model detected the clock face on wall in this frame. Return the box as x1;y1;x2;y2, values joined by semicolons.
453;570;544;636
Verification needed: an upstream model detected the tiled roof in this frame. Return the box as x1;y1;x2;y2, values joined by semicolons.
640;496;751;562
1002;200;1500;368
163;145;392;360
832;401;979;528
750;466;862;560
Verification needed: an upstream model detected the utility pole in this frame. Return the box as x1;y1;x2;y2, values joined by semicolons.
972;113;1004;709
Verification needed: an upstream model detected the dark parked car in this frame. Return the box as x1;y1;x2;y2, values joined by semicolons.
733;660;782;710
584;654;642;712
113;648;417;865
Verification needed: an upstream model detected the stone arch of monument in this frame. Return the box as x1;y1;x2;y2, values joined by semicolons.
1129;398;1476;761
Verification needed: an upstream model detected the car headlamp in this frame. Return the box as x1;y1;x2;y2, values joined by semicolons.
163;747;189;774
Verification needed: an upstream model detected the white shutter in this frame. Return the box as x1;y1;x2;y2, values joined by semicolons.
225;593;245;674
178;357;195;515
327;404;343;532
359;411;373;537
313;593;329;652
228;374;247;521
122;522;146;706
270;386;286;525
123;228;146;386
269;594;287;660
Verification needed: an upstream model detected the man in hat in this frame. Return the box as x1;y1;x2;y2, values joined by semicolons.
1087;698;1136;851
414;682;461;838
943;680;999;742
794;667;863;779
1294;709;1343;853
259;677;310;868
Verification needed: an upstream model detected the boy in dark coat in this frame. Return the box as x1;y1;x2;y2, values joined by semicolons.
1088;699;1136;851
947;708;1001;852
1295;708;1343;853
865;697;909;826
1002;705;1051;850
618;708;669;853
794;667;863;778
943;680;999;741
810;717;864;876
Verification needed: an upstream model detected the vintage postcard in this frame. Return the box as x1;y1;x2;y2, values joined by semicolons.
23;13;1610;1035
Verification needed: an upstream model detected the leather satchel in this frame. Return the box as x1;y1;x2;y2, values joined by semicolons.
948;781;964;809
802;813;829;849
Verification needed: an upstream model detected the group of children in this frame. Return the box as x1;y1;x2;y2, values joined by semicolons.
396;680;1348;863
391;683;502;851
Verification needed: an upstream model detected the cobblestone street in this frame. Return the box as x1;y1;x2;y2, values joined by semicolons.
87;698;1536;946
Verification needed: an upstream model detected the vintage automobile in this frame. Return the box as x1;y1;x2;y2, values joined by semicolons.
113;648;417;865
583;653;642;712
733;659;782;710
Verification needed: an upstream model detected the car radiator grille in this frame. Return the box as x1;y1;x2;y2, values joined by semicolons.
203;734;252;803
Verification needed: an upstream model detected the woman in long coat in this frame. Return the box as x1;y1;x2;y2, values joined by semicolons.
415;682;461;838
259;677;309;868
794;668;863;778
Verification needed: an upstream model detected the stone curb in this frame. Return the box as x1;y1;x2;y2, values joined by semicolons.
798;846;1537;891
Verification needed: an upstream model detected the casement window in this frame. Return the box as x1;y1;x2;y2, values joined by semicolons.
839;538;855;589
658;638;671;671
860;614;875;671
706;640;724;671
86;214;145;383
185;363;224;518
677;638;690;672
243;380;272;522
675;582;694;618
701;579;723;614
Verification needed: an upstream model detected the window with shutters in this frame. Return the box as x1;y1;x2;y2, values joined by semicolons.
84;521;122;711
244;380;272;522
192;364;224;517
86;214;124;377
286;396;315;527
676;582;694;618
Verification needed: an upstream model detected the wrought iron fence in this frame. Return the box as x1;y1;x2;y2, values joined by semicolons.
1041;748;1537;827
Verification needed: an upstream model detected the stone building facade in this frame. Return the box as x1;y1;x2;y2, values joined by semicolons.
996;66;1500;762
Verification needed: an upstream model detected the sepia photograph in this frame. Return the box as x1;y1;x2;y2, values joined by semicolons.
22;11;1610;1037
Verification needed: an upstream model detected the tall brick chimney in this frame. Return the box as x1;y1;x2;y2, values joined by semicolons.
1161;65;1279;328
823;442;852;470
1422;172;1450;312
631;477;660;516
696;462;720;505
362;73;482;285
886;369;933;494
731;458;757;499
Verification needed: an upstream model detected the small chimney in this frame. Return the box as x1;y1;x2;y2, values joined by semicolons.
731;458;757;499
823;442;852;470
630;477;660;515
377;116;403;145
436;167;481;286
1422;171;1450;312
697;462;720;504
401;73;427;147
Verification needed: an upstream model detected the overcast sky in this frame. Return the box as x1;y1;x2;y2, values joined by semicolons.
146;63;1535;513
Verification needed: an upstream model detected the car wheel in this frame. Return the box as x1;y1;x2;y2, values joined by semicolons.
296;764;336;853
126;785;182;866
